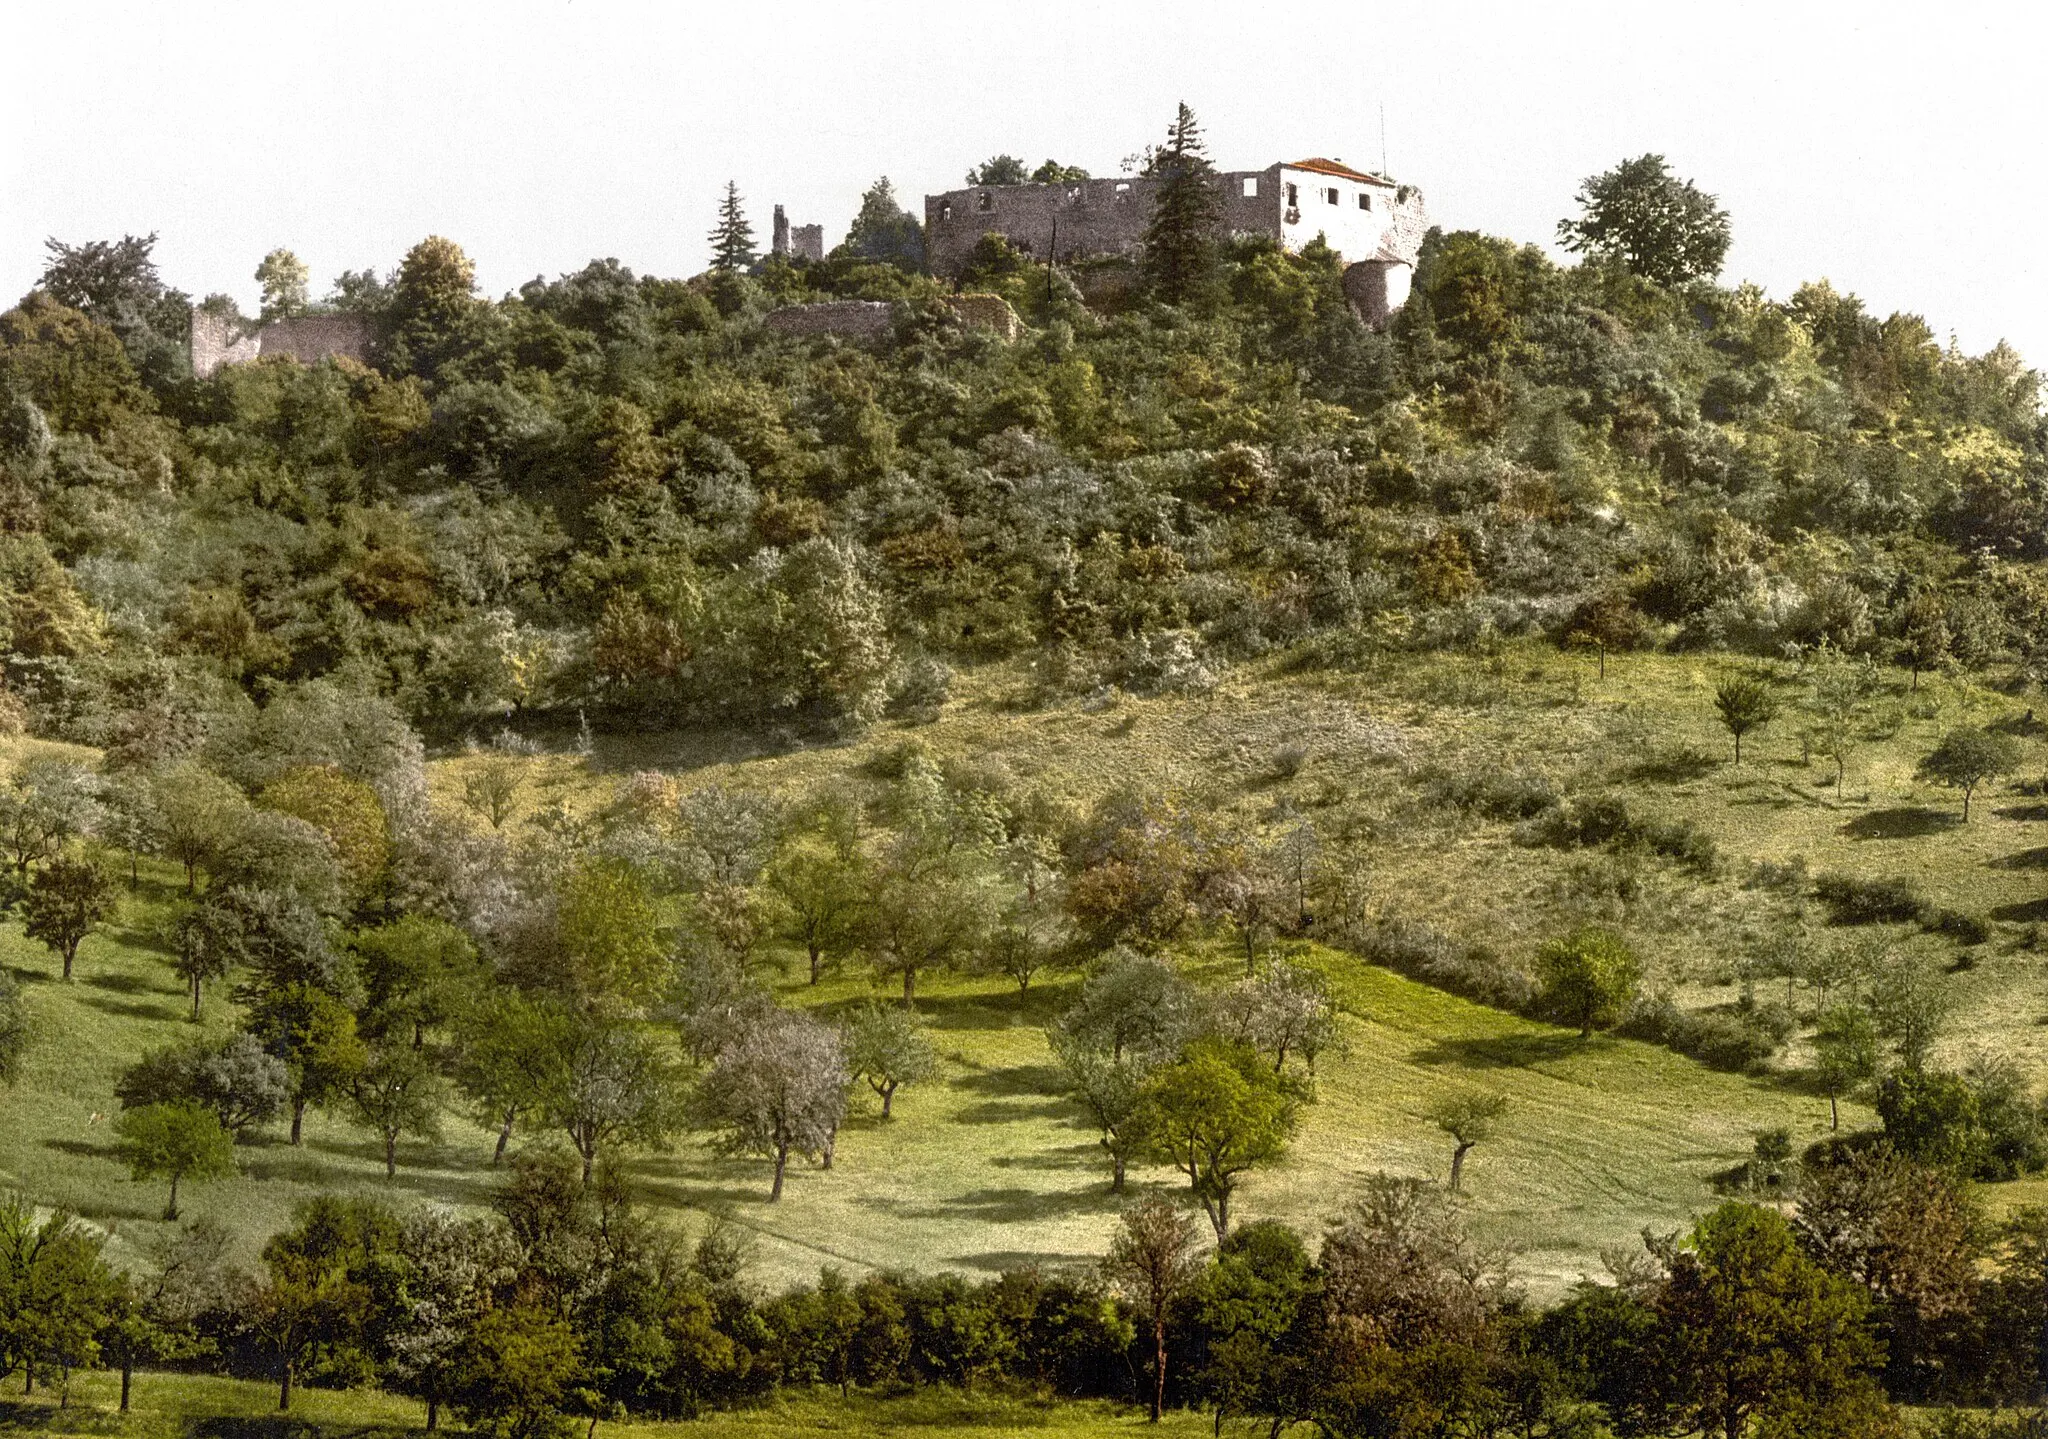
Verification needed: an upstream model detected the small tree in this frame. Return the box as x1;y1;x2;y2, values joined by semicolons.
1812;1004;1881;1131
1102;1196;1205;1424
1897;594;1953;691
22;852;115;981
1714;675;1780;765
164;899;247;1020
1556;153;1732;286
348;1041;446;1178
763;832;867;985
450;1303;582;1439
1562;591;1645;679
1918;727;2020;821
1049;1025;1153;1193
114;1102;236;1219
841;1003;936;1119
1130;1039;1299;1241
693;1010;849;1200
1535;926;1641;1039
255;248;311;321
1427;1092;1509;1193
459;758;524;831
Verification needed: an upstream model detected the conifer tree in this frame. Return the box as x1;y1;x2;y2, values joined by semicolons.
708;182;756;273
1142;102;1220;306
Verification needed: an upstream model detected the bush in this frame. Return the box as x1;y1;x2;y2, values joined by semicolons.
1619;998;1787;1072
1814;872;1928;925
1512;794;1717;874
1422;766;1558;821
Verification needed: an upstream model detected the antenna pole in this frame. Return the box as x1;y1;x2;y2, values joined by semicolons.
1380;102;1388;177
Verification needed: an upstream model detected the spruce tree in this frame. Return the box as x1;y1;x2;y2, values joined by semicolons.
708;182;755;273
1142;102;1220;306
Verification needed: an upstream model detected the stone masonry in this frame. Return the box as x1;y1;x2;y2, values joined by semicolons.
190;311;374;379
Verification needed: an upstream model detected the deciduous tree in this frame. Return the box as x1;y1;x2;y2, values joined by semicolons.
114;1102;236;1219
1557;154;1732;286
22;852;115;981
1130;1039;1299;1240
1102;1196;1204;1422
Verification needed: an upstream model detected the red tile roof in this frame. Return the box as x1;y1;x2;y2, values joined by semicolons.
1288;157;1393;186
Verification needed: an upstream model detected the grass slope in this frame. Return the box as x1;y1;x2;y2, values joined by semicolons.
2;642;2041;1292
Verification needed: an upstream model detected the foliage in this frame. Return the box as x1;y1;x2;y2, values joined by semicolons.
22;851;115;981
114;1101;236;1218
1918;727;2022;820
1534;926;1641;1038
840;1003;937;1118
1557;154;1732;286
1129;1038;1299;1240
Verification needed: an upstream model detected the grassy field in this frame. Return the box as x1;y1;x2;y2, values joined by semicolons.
0;1372;1209;1439
1;642;2042;1293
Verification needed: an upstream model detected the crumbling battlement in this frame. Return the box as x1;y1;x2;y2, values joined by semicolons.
771;205;826;264
190;311;373;379
762;300;897;340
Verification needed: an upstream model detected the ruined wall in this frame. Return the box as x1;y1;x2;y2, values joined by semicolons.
1341;260;1412;329
790;225;824;262
945;293;1021;341
190;311;374;379
924;171;1281;278
762;300;897;340
189;311;261;378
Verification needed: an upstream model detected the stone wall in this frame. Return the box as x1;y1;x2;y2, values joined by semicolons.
945;293;1021;341
790;224;824;262
190;311;374;378
762;300;897;340
924;170;1281;278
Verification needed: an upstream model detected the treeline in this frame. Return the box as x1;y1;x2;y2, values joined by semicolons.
0;111;2040;750
15;1143;2048;1437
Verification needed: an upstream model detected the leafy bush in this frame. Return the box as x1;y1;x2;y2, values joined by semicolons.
1422;766;1558;821
1814;872;1928;925
1619;998;1787;1072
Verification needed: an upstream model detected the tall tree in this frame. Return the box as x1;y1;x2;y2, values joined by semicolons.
841;178;925;272
347;1039;445;1178
708;183;756;274
114;1102;236;1219
1141;103;1220;307
1556;154;1732;286
255;249;311;322
692;1009;849;1200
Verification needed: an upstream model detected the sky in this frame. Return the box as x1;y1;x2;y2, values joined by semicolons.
3;0;2044;362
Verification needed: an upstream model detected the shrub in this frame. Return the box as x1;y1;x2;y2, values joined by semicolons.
1620;998;1787;1072
1422;766;1558;821
1814;873;1928;925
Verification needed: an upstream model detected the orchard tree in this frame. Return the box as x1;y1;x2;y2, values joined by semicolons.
1102;1196;1205;1423
1427;1091;1509;1193
244;982;367;1145
1536;926;1641;1039
1142;102;1220;306
841;1003;936;1119
259;764;389;899
692;1009;850;1200
1049;1024;1154;1193
453;991;568;1165
22;852;116;981
1557;153;1732;286
389;1210;521;1432
534;1010;682;1182
1897;593;1953;691
165;898;247;1020
459;757;524;831
449;1304;582;1439
116;1033;288;1138
150;763;248;892
764;831;867;985
348;1040;446;1178
0;760;101;877
1714;674;1780;764
115;1102;236;1219
556;855;667;1009
1130;1039;1299;1240
1813;1004;1881;1130
1918;727;2020;821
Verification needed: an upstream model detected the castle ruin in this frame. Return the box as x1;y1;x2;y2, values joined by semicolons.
771;204;825;263
924;157;1429;325
190;311;374;379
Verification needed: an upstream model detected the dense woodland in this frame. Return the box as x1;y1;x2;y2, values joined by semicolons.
2;109;2048;1437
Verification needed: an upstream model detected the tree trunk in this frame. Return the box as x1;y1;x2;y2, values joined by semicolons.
822;1123;836;1170
1151;1317;1167;1422
1112;1153;1126;1193
166;1173;181;1220
902;965;916;1006
809;945;823;985
280;1360;294;1412
494;1107;517;1164
62;946;75;982
580;1144;594;1185
385;1131;398;1178
291;1097;305;1145
120;1363;132;1413
1964;788;1974;822
771;1141;788;1201
191;974;203;1021
1829;1092;1840;1131
1243;930;1256;976
881;1082;896;1118
1450;1142;1472;1193
427;1387;440;1432
1597;645;1606;680
1733;732;1742;765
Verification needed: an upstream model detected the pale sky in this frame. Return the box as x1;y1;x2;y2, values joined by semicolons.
4;1;2043;365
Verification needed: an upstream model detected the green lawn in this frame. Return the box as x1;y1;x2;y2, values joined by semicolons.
0;1373;1208;1439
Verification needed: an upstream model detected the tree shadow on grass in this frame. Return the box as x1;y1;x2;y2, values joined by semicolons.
45;1137;116;1161
952;1248;1092;1273
75;991;184;1023
989;1143;1100;1172
85;968;175;996
1996;803;2048;823
1839;807;1961;840
883;1184;1106;1224
1991;847;2048;871
190;1418;420;1439
953;1098;1074;1124
1410;1031;1594;1070
1992;897;2048;924
950;1062;1066;1097
904;988;1068;1032
1626;748;1721;785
